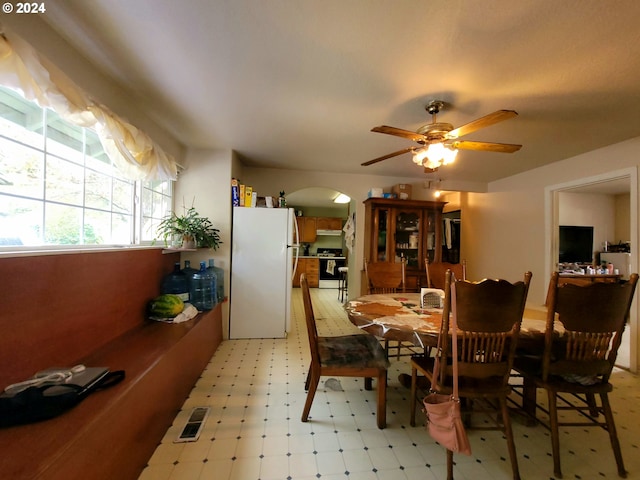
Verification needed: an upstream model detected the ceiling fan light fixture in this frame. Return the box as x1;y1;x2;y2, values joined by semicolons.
412;147;428;165
364;103;519;169
412;143;458;169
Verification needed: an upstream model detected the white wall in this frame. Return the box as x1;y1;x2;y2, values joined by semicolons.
462;188;543;289
616;193;631;242
479;138;639;304
559;191;616;261
175;149;234;338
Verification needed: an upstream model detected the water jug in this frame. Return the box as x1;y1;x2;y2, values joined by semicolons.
161;262;189;302
207;258;225;303
181;260;198;297
190;261;216;310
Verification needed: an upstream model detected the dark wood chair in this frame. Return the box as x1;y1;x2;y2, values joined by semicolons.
364;258;406;294
300;273;389;429
411;270;532;480
513;271;638;479
425;257;467;289
364;258;418;358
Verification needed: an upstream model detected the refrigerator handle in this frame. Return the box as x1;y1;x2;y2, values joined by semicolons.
291;209;301;278
294;212;300;246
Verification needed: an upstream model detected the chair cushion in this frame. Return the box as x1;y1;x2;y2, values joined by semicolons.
514;356;612;392
318;334;389;369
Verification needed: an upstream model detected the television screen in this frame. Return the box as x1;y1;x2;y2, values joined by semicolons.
559;225;594;263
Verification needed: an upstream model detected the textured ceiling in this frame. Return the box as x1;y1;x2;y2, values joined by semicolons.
35;0;640;190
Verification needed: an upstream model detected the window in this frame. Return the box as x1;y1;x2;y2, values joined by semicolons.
0;87;172;248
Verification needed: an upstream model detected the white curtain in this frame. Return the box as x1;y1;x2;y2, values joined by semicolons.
0;29;178;181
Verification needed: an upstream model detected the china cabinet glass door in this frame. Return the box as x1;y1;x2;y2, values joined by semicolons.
394;209;421;268
424;210;437;263
374;208;389;262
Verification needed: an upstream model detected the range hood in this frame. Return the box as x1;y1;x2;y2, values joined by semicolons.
316;229;342;236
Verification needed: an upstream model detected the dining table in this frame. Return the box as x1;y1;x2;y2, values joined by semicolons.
345;292;551;351
345;292;555;420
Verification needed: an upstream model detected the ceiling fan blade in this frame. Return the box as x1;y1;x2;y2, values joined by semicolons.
361;147;415;166
450;140;522;153
372;125;427;143
447;110;518;139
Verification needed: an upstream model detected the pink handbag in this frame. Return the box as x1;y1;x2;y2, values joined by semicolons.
423;281;472;455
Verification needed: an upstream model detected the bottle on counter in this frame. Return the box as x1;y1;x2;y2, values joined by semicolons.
190;261;217;311
207;258;225;303
161;262;189;302
181;260;198;298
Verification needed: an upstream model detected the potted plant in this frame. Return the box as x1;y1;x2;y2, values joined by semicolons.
156;206;222;250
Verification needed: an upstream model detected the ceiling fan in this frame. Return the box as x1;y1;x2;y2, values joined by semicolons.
362;100;522;170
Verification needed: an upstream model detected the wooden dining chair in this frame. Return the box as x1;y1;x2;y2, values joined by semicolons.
364;258;417;358
425;257;467;289
300;273;389;429
513;271;638;479
364;258;406;293
411;269;532;480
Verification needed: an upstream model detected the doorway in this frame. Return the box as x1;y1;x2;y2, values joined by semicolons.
546;167;638;371
286;187;351;293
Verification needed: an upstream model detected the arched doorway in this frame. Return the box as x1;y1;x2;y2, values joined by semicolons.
286;187;352;291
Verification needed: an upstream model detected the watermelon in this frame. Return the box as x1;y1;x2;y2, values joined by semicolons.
148;294;184;318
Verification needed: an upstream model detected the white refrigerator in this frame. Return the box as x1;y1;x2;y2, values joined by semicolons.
600;252;632;280
230;207;299;338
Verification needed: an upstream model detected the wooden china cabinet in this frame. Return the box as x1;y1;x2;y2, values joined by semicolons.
363;197;446;293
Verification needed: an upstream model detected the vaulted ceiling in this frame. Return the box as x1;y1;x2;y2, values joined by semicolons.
34;0;640;189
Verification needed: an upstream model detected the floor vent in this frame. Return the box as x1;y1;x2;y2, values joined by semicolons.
174;407;210;443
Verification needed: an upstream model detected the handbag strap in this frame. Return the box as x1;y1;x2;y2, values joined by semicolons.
429;273;460;400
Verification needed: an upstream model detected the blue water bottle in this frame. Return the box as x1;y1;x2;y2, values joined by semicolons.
207;258;225;303
181;260;198;299
161;262;189;302
190;261;217;310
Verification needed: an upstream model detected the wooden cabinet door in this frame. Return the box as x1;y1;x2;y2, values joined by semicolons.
423;208;443;264
292;258;318;288
316;217;342;230
300;217;317;243
371;206;391;262
306;258;319;287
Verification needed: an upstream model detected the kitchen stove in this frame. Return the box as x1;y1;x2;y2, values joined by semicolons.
317;249;346;288
316;248;344;258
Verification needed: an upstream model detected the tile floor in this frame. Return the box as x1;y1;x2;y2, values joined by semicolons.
139;289;640;480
